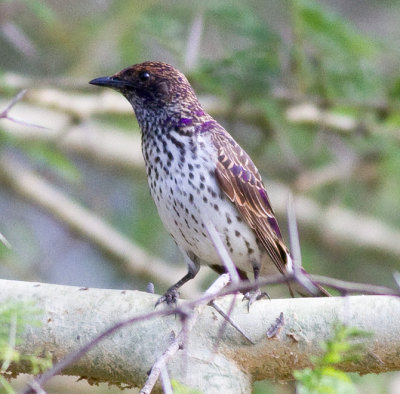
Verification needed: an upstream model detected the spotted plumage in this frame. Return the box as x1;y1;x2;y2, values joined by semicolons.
90;61;329;305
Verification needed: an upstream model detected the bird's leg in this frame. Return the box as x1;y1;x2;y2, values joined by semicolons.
155;253;200;307
243;262;270;310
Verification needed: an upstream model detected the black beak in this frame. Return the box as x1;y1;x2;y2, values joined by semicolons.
89;76;131;89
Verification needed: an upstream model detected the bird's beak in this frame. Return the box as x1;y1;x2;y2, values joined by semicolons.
89;76;131;89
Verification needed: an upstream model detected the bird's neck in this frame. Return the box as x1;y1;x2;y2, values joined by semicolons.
134;103;215;138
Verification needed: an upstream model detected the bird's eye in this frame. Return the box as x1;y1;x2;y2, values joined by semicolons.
139;71;150;82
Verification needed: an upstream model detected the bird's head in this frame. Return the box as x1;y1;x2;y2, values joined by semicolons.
89;62;199;120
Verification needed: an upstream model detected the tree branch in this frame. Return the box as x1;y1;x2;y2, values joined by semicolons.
1;278;399;393
2;105;400;260
0;155;200;297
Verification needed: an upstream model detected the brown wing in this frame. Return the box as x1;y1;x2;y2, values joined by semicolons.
212;129;290;275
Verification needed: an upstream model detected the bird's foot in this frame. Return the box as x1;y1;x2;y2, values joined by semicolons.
155;288;179;308
243;289;270;311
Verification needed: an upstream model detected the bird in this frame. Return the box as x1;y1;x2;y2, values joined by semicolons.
89;61;329;306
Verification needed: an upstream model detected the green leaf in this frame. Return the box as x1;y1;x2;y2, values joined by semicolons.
322;367;352;382
171;380;202;394
0;300;51;392
295;323;371;393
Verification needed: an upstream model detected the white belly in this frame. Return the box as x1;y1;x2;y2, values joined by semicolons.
148;161;261;273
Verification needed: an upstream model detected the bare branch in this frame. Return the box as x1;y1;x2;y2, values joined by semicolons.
0;90;27;117
2;72;398;115
212;294;244;351
141;274;230;394
287;192;321;295
3;115;48;130
1;102;398;260
159;362;173;394
0;90;46;129
287;192;302;268
0;155;200;297
287;196;328;297
139;327;180;394
309;274;399;296
209;300;254;345
0;22;37;58
1;153;397;299
219;273;399;298
184;10;204;71
271;181;400;259
0;278;397;393
286;103;357;133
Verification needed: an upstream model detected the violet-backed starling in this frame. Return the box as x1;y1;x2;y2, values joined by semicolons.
90;61;329;305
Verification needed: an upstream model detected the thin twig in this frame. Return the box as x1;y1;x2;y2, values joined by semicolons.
211;293;256;350
3;115;48;129
210;300;254;345
310;274;400;296
22;275;229;393
287;192;302;269
393;272;400;290
25;381;46;394
140;274;230;394
0;90;27;117
203;219;239;283
219;273;400;298
140;338;180;394
18;270;400;393
0;232;11;249
221;296;237;339
159;362;173;394
0;89;47;129
214;294;237;352
202;218;247;347
287;192;320;295
22;307;180;394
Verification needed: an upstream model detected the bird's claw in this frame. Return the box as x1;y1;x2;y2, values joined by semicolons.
155;288;179;308
243;289;270;311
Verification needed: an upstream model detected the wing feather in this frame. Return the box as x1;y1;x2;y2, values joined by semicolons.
212;130;290;275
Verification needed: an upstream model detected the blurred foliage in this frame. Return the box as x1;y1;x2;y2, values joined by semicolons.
0;300;52;393
254;324;374;394
0;92;80;183
171;380;201;394
1;0;400;391
195;2;280;100
294;323;372;394
291;0;382;100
